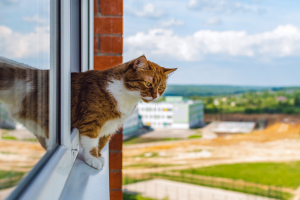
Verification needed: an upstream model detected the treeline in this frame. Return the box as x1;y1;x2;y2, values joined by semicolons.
188;89;300;115
164;85;279;97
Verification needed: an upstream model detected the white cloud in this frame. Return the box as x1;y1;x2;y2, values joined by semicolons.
126;3;164;18
23;15;48;24
125;24;300;61
0;25;50;59
205;17;222;25
160;19;185;27
188;0;265;14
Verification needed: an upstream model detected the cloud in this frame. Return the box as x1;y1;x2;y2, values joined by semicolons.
125;24;300;61
159;19;185;27
0;25;50;59
126;3;165;18
205;17;222;25
23;15;48;24
188;0;265;14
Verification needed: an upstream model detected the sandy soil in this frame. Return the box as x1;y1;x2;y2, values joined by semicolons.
123;122;300;174
0;139;45;172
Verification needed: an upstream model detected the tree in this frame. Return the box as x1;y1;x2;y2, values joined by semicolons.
295;96;300;107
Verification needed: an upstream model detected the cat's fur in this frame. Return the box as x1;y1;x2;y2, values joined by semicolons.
0;55;176;169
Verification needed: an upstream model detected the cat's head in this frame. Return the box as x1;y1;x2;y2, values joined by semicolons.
123;55;177;102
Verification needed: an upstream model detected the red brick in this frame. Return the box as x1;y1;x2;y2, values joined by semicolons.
100;36;123;54
110;190;122;200
94;56;122;71
94;17;123;35
109;171;122;189
94;36;98;53
109;152;122;170
100;0;123;16
109;133;123;151
94;0;98;14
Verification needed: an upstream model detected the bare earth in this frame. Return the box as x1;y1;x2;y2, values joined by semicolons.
0;135;45;172
123;122;300;198
124;123;300;173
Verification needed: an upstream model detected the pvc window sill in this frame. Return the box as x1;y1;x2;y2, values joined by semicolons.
60;144;110;200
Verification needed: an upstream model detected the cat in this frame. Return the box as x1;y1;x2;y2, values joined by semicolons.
0;55;176;169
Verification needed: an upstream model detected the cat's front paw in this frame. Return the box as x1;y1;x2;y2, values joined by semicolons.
84;156;105;170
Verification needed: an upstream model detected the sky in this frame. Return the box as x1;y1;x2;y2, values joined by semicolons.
0;0;50;69
0;0;299;86
123;0;300;86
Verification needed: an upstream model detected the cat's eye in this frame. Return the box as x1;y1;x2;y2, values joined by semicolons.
158;86;164;91
145;81;152;87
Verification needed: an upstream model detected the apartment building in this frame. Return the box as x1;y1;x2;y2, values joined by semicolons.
137;96;204;129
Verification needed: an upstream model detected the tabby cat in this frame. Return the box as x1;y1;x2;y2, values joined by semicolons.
0;55;176;169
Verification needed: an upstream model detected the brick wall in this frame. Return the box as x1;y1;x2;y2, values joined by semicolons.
94;0;123;199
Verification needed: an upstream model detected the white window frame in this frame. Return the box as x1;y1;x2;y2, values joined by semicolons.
6;1;109;200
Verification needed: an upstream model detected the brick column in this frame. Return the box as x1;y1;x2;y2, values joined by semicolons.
94;0;123;199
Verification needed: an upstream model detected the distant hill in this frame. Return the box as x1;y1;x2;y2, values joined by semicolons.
164;85;297;97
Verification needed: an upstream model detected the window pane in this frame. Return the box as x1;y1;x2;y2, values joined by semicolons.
0;0;51;197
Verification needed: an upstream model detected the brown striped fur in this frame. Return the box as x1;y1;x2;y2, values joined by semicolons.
0;55;176;168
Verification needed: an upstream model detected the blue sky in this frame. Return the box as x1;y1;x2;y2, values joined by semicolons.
124;0;300;86
0;0;299;86
0;0;50;69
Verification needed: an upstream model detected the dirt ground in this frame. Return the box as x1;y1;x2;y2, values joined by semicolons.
0;136;45;172
123;122;300;174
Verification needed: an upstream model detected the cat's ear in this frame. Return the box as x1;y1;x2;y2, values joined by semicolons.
133;55;148;70
163;68;177;75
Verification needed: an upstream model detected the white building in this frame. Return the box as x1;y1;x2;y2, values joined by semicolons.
137;96;204;129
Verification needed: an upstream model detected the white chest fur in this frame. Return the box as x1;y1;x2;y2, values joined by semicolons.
99;79;140;137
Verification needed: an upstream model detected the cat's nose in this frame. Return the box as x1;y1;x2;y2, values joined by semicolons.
152;93;157;99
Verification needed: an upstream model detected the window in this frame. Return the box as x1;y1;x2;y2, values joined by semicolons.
0;0;51;194
0;1;101;199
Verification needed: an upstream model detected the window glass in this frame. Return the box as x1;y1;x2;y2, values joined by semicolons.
0;0;51;196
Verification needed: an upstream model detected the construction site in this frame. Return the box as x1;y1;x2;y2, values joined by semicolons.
0;114;300;200
123;114;300;200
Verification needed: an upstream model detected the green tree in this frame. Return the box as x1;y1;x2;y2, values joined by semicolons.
295;96;300;107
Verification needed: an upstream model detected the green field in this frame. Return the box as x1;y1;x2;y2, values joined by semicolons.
180;161;300;189
123;137;180;145
0;170;25;190
123;193;156;200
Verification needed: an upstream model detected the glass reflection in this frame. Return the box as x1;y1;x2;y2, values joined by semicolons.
0;0;50;197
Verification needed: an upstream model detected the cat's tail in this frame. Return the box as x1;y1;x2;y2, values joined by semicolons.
0;57;35;91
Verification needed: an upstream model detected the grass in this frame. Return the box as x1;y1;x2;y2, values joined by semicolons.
1;135;17;140
22;138;38;142
123;163;176;169
123;131;203;145
180;161;300;189
188;134;202;139
123;192;157;200
0;151;16;155
123;137;180;145
0;170;24;179
134;152;159;158
123;176;150;185
188;130;202;139
0;170;25;190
